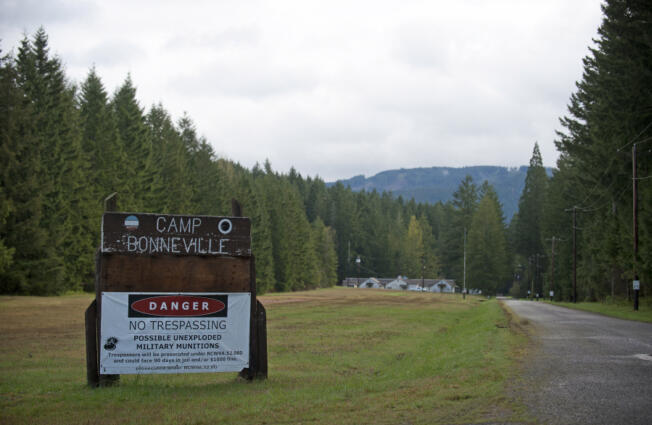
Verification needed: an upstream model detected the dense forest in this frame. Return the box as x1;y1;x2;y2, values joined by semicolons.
1;0;650;301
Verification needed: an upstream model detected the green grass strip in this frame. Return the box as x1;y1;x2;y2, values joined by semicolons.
0;290;530;424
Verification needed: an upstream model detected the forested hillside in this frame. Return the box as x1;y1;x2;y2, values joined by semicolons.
332;165;553;221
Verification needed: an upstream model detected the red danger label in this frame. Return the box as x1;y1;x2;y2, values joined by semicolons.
128;295;228;317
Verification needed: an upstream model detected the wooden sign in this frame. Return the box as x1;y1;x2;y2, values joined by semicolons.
102;212;251;257
86;196;267;387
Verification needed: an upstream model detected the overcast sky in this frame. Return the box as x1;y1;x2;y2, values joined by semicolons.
1;0;604;181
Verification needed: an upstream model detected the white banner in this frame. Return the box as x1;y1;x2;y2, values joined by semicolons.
100;292;250;375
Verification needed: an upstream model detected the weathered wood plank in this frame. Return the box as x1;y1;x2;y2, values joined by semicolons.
99;254;252;292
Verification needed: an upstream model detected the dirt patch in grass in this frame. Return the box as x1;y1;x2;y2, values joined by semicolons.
258;296;314;305
499;300;534;338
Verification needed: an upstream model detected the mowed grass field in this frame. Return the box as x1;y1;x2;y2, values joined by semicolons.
0;288;530;424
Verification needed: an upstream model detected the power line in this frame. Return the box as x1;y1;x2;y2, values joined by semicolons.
568;156;620;209
566;122;652;210
616;121;652;152
577;184;630;213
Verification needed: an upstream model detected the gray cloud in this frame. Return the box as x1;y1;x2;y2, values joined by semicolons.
168;62;318;99
66;39;147;68
0;0;97;28
166;27;261;50
0;0;604;181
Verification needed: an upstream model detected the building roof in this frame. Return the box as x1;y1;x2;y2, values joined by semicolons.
344;277;456;288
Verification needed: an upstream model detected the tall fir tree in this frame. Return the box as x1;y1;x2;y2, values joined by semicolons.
14;29;95;293
0;50;45;291
467;190;510;295
79;67;125;199
512;143;548;293
311;218;338;287
111;75;152;211
554;0;652;299
146;103;192;212
439;175;478;281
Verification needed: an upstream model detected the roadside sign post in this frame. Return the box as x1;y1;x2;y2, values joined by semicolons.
633;279;640;311
85;194;267;387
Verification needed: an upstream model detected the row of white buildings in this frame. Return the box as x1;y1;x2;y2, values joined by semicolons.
342;277;457;293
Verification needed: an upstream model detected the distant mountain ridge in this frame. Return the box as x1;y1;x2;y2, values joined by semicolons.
331;166;553;221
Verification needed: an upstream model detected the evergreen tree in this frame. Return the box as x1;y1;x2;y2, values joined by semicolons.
309;218;337;287
111;75;152;210
327;182;358;280
554;0;652;298
401;215;424;278
248;177;276;293
191;140;227;215
418;214;440;278
0;52;43;291
512;143;548;294
467;191;510;295
14;29;95;293
439;175;478;281
146;103;192;212
79;66;125;199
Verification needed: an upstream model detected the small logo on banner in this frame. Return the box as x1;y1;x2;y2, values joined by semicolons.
128;294;228;318
124;215;139;230
104;337;118;351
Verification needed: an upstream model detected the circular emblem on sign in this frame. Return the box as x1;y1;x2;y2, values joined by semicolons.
218;218;233;235
124;215;139;231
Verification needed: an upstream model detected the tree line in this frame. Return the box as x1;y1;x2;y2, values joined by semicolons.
533;0;651;301
0;29;520;296
2;0;650;301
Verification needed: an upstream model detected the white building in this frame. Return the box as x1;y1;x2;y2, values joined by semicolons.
428;279;456;293
386;278;407;290
359;277;381;288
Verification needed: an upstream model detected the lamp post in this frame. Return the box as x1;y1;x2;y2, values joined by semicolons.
421;255;425;291
463;228;467;299
514;263;523;298
356;256;361;286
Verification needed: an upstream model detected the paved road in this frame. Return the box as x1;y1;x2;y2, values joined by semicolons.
503;300;652;425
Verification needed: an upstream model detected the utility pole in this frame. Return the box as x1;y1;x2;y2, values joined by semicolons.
463;228;467;299
550;238;556;299
347;240;351;285
421;255;425;291
565;207;578;303
536;254;540;299
546;237;562;301
356;255;361;286
633;144;639;310
572;207;577;303
528;255;535;300
347;240;351;267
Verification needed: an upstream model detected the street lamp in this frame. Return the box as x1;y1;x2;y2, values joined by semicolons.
356;256;361;286
421;255;425;291
463;228;467;299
